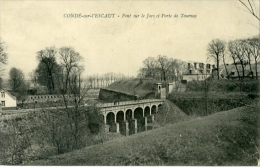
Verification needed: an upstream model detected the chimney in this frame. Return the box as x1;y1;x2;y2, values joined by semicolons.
188;63;190;70
199;63;202;69
194;62;197;70
206;64;211;74
202;63;205;69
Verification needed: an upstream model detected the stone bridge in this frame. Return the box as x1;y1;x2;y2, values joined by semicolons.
96;99;164;134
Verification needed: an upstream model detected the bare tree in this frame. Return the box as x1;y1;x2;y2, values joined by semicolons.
241;39;254;78
137;68;147;78
239;0;260;21
157;55;172;81
59;47;83;93
142;57;157;78
228;40;242;79
248;36;260;79
29;70;38;88
87;75;94;88
104;73;110;87
235;40;248;79
220;42;230;79
207;39;226;80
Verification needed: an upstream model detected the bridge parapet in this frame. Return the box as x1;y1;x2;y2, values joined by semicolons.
96;99;164;108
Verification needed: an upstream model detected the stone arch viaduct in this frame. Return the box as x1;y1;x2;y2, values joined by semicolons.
97;99;164;134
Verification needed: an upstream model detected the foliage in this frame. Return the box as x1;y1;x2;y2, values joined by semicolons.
26;104;259;166
0;38;8;75
36;47;61;94
0;116;32;165
8;67;25;91
186;79;259;92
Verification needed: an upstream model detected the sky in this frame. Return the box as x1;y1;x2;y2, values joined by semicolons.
0;0;259;79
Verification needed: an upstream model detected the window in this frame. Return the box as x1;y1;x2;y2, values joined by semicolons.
1;101;5;107
1;92;5;98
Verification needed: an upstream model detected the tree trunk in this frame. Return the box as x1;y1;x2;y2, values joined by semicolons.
255;59;258;79
232;58;241;80
217;55;220;80
248;57;253;78
223;55;229;79
240;61;245;79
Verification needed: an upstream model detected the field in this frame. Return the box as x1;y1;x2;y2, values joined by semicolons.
26;101;259;166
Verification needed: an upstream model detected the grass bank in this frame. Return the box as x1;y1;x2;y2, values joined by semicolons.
27;102;259;166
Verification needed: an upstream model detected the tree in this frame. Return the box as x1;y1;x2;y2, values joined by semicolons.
0;39;8;74
59;47;83;93
207;39;226;80
0;39;8;88
29;70;38;88
142;57;157;78
157;55;172;81
228;40;242;79
16;82;30;108
1;117;31;165
9;68;25;91
0;77;3;89
36;47;61;93
239;0;260;21
241;39;254;78
248;36;260;79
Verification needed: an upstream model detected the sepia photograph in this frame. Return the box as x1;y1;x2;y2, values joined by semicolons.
0;0;259;165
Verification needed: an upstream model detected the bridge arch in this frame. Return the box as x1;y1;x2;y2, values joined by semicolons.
106;112;115;125
151;105;157;114
144;106;150;117
116;111;124;123
134;107;144;119
125;109;133;121
158;104;163;112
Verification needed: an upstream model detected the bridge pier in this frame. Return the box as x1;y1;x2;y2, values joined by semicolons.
103;114;107;125
151;115;155;122
144;116;148;126
121;120;129;136
115;122;120;133
129;119;138;135
104;124;110;133
101;99;164;134
144;116;148;131
147;115;155;123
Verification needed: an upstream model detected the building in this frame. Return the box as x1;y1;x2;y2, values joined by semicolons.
182;62;214;82
0;89;17;109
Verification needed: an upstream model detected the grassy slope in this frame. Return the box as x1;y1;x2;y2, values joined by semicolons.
107;78;156;97
27;103;259;166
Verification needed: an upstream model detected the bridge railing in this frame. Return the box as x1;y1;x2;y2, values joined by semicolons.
96;99;164;108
